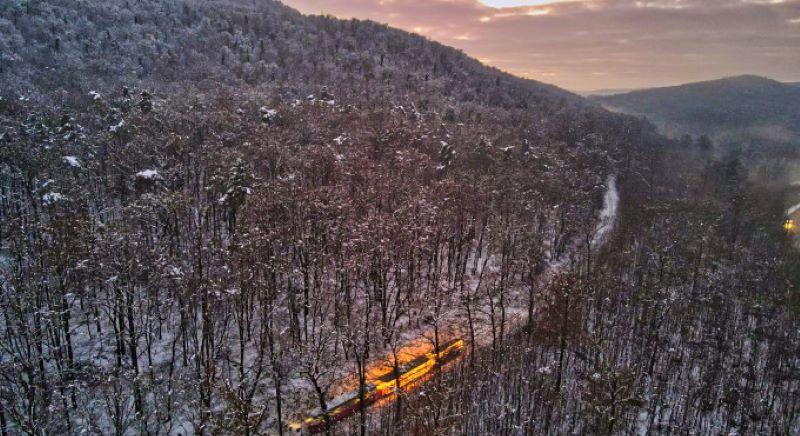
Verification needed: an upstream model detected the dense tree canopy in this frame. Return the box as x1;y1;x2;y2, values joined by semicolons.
0;1;798;435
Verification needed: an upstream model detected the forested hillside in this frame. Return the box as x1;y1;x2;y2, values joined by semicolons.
0;1;798;435
370;125;800;435
593;75;800;188
0;0;577;108
592;76;800;173
592;75;800;137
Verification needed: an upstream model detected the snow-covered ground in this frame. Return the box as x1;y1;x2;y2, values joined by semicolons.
308;174;623;426
7;168;621;435
593;175;619;247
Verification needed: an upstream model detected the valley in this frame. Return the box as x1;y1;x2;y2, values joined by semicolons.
0;1;798;435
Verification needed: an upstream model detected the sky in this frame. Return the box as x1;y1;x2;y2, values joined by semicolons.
283;0;800;92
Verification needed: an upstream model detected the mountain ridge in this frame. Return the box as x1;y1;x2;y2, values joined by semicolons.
591;74;800;142
0;0;584;110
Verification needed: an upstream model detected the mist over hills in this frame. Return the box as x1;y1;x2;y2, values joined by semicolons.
592;75;800;144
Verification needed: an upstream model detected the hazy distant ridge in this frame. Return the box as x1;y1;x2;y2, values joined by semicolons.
591;75;800;140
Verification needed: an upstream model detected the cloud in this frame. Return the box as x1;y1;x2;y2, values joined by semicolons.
283;0;800;91
480;0;573;6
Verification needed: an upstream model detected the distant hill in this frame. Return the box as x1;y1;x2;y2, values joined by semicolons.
591;75;800;144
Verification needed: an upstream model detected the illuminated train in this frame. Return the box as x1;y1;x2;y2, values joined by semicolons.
291;339;464;434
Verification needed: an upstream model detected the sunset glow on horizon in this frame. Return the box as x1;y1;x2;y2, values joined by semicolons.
479;0;566;6
283;0;800;92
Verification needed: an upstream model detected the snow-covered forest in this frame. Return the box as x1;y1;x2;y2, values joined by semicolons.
368;140;800;435
0;1;798;435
